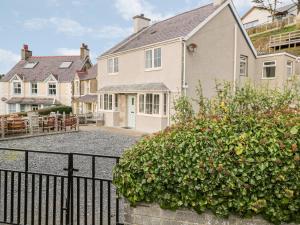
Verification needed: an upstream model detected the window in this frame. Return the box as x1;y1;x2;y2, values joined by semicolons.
85;81;90;94
163;93;167;115
145;94;153;114
104;94;113;110
59;62;73;68
263;61;276;78
75;81;79;95
23;62;38;69
20;105;26;112
139;94;145;113
240;55;248;76
100;95;103;110
108;58;119;74
154;48;161;68
153;94;160;114
145;50;152;69
31;105;39;111
287;61;293;77
8;104;16;113
48;83;57;95
115;94;119;110
13;82;22;95
145;48;161;70
31;82;38;95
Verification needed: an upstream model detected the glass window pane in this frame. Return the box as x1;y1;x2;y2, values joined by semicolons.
146;94;153;114
163;93;167;115
114;58;119;73
109;94;112;110
153;94;160;114
145;50;152;69
154;48;161;68
139;94;144;113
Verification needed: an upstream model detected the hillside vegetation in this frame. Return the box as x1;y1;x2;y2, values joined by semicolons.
250;25;300;55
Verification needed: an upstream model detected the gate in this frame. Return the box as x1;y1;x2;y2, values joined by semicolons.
0;148;123;225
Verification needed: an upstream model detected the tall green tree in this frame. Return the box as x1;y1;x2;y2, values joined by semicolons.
252;0;282;21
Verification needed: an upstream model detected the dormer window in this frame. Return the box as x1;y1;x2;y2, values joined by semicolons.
24;62;38;69
13;82;22;94
48;82;57;95
59;61;73;68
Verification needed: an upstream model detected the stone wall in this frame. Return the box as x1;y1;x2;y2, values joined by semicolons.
124;202;299;225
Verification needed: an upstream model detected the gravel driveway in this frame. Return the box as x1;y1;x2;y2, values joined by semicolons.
0;128;141;225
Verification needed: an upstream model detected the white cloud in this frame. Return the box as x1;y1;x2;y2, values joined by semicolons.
24;17;131;39
114;0;173;21
0;49;19;74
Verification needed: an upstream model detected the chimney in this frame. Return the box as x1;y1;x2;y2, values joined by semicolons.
133;14;151;33
21;44;32;60
80;43;90;60
213;0;225;6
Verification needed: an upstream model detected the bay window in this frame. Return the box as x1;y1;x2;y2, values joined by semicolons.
146;94;153;114
8;104;16;113
104;94;113;110
139;94;145;113
139;93;161;115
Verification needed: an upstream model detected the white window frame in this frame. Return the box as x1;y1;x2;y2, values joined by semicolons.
163;93;168;116
75;80;80;96
262;61;276;79
31;82;38;95
13;81;22;95
108;57;119;74
48;82;57;96
240;55;248;77
8;104;17;113
103;94;113;111
145;47;162;71
138;93;161;116
287;60;293;78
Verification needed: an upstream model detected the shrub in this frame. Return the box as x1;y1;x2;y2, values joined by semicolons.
113;84;300;225
16;105;72;117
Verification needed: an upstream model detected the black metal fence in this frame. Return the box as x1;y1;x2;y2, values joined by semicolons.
0;148;123;225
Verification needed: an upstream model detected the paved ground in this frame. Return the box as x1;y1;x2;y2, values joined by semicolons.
0;126;142;224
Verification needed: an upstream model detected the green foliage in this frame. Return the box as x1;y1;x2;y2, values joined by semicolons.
171;95;194;123
17;105;72;117
113;84;300;225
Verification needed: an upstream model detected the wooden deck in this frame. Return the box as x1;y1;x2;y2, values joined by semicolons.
269;30;300;50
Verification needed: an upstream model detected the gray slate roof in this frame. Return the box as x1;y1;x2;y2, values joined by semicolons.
6;97;61;105
277;3;296;13
77;64;97;81
102;3;219;56
99;83;169;93
2;56;86;82
74;95;98;103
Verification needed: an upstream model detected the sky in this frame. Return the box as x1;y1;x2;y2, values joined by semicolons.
0;0;292;74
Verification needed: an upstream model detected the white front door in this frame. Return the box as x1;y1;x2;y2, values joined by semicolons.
127;95;136;128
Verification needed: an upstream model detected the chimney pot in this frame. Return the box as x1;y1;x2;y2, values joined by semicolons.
80;43;90;60
21;44;32;60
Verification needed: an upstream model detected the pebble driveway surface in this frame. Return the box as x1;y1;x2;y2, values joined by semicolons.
0;127;142;225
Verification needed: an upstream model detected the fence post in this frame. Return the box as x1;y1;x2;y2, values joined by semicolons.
54;115;58;132
76;116;80;131
29;116;33;135
63;112;66;132
1;117;5;138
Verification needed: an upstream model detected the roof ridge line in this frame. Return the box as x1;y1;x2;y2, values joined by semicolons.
151;3;214;26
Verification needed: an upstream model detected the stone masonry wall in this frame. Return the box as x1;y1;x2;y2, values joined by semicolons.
124;202;299;225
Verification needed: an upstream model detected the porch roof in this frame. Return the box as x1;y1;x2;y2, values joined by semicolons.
99;83;170;93
6;97;61;105
74;95;97;103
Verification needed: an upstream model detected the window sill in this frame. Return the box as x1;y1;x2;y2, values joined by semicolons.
261;77;276;80
137;113;167;118
145;67;162;72
108;72;119;76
